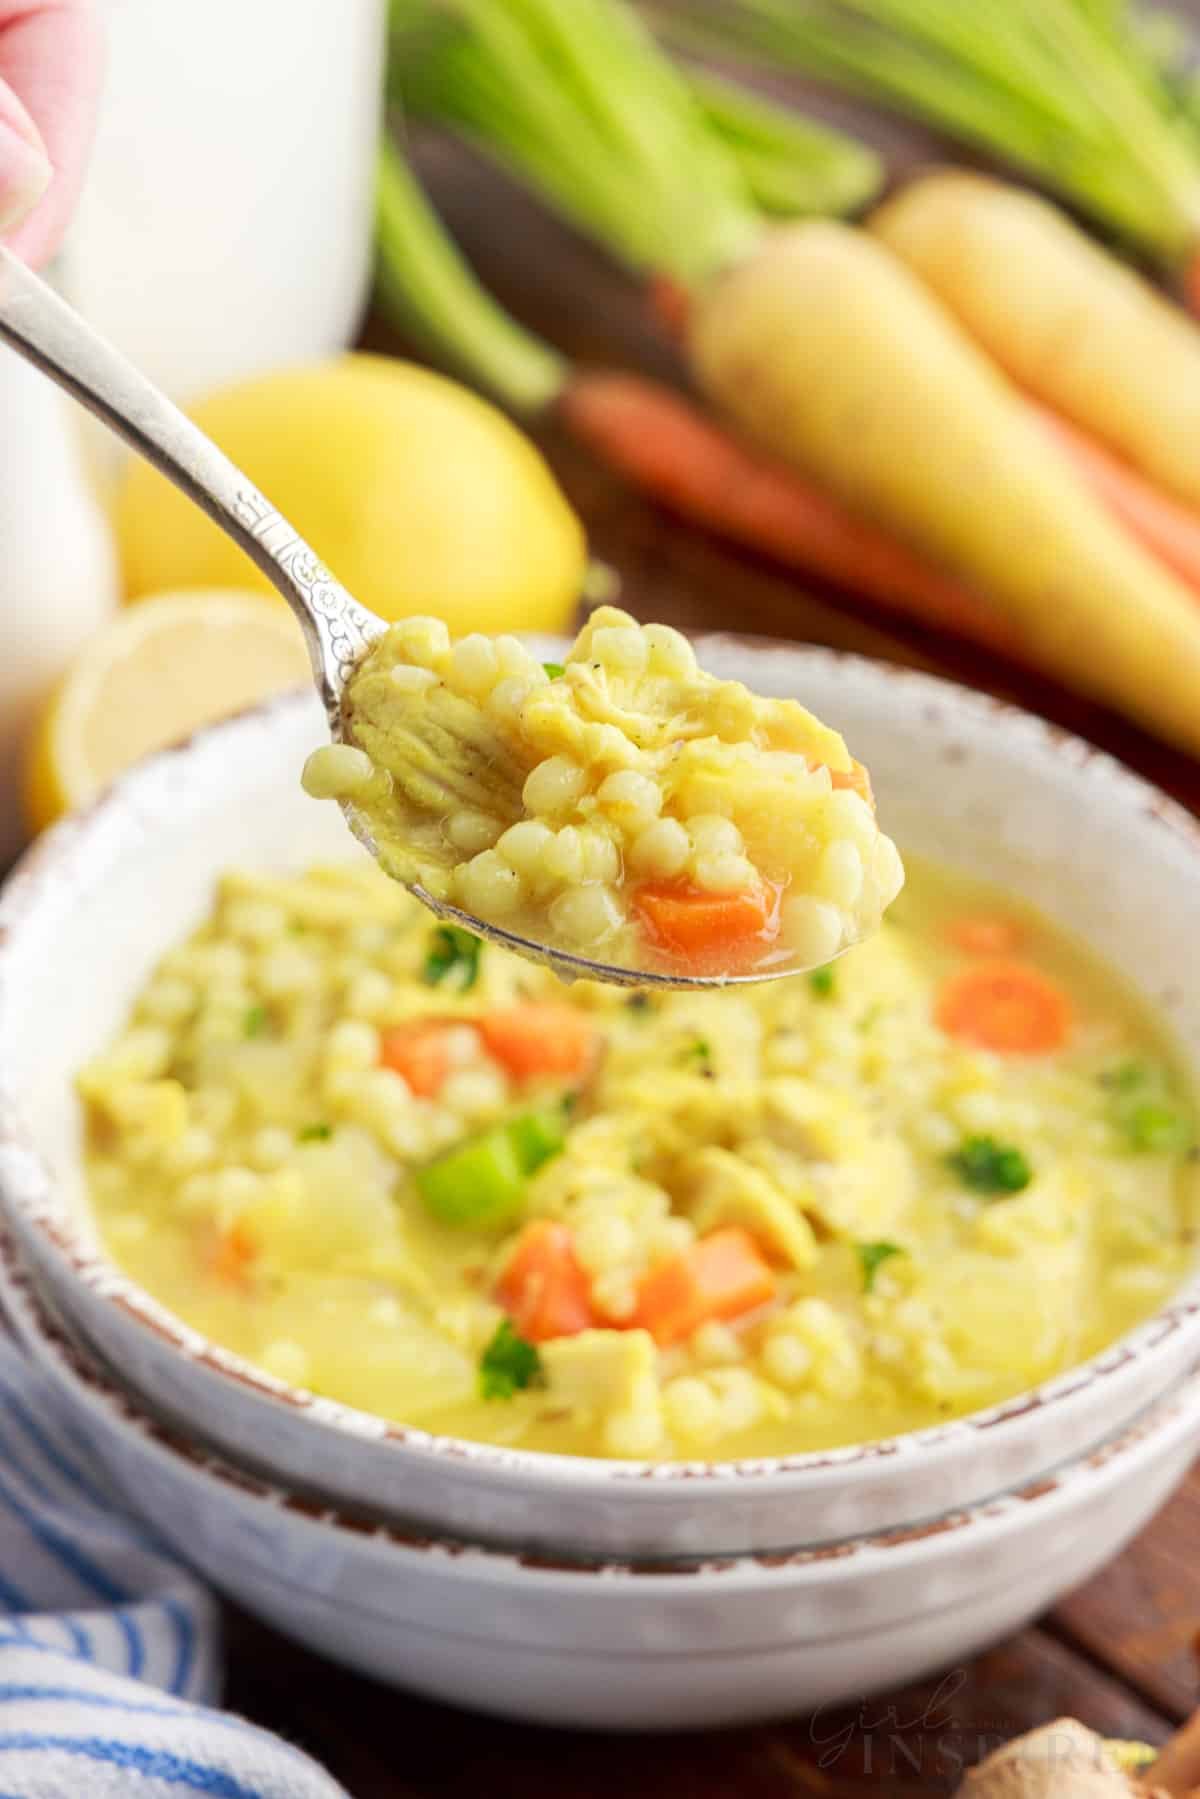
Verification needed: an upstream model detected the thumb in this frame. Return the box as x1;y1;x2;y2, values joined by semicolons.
0;75;51;238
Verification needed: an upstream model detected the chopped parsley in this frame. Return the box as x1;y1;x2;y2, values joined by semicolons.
479;1319;544;1401
948;1135;1032;1195
422;924;482;992
626;992;652;1015
857;1241;905;1293
298;1122;333;1143
242;1005;267;1039
1098;1061;1147;1093
542;661;566;680
681;1037;713;1073
809;965;836;999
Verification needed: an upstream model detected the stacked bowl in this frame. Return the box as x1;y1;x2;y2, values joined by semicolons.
1;642;1198;1728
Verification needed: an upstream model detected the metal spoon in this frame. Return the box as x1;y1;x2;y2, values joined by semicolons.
0;245;798;989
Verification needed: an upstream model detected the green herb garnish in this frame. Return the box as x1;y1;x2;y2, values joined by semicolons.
1099;1061;1148;1093
681;1037;714;1072
243;1005;267;1039
298;1123;333;1143
422;924;482;992
948;1136;1032;1195
479;1318;544;1401
542;661;566;680
626;992;652;1014
857;1241;904;1293
1099;1063;1193;1152
809;965;836;999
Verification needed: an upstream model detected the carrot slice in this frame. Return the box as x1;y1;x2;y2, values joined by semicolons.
379;1019;474;1098
935;960;1071;1054
636;1227;776;1347
948;915;1022;956
632;878;778;969
211;1218;257;1288
478;1005;599;1082
497;1220;596;1343
830;759;874;806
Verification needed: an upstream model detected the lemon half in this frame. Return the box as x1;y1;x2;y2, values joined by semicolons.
25;590;312;831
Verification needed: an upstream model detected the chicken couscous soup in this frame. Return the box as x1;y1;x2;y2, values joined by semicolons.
81;856;1197;1461
301;606;904;979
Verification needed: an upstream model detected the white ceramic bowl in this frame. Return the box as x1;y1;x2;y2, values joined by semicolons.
3;1223;1196;1731
2;641;1200;1559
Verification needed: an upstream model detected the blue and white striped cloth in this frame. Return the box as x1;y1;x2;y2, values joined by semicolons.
0;1334;349;1797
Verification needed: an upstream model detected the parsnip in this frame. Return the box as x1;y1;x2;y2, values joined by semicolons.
870;171;1200;513
689;220;1200;756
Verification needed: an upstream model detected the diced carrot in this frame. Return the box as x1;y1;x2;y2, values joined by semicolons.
935;960;1071;1055
635;1227;776;1347
497;1220;596;1343
632;878;779;971
948;915;1022;956
211;1218;257;1288
478;1005;600;1082
830;759;874;806
379;1019;474;1098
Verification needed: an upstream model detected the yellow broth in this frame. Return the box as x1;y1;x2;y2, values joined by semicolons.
81;855;1198;1460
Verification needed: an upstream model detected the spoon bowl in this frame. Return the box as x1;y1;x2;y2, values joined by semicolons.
0;246;810;989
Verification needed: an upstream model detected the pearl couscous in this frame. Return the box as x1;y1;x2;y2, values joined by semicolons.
301;606;904;978
80;855;1198;1461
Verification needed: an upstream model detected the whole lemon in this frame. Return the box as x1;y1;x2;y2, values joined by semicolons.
115;354;586;634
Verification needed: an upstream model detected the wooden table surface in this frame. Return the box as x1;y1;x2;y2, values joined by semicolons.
228;52;1200;1794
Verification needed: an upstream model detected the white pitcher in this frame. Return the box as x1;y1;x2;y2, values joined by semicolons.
66;0;386;403
0;353;117;862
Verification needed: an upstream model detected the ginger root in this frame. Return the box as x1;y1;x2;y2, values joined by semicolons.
956;1720;1167;1796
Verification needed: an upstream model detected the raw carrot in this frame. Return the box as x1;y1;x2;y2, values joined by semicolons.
478;1005;599;1082
497;1220;596;1343
1185;247;1200;324
559;372;1019;656
632;877;778;968
635;1227;776;1346
379;1020;473;1098
1029;403;1200;599
648;273;692;338
948;915;1022;956
935;961;1071;1055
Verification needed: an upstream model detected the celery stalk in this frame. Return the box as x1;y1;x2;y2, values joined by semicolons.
390;0;763;287
664;0;1200;265
374;136;565;413
687;67;883;216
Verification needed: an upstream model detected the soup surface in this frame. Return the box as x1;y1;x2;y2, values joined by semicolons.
81;856;1198;1461
301;606;903;978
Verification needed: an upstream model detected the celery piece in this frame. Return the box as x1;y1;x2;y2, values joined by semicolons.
417;1126;526;1227
663;0;1200;265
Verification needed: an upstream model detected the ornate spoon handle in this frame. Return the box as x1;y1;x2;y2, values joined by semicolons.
0;245;382;726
